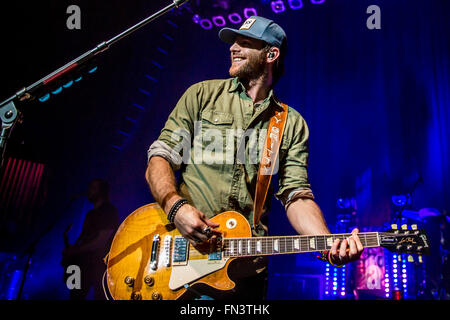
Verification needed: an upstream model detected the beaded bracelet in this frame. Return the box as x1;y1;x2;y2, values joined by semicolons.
167;198;188;223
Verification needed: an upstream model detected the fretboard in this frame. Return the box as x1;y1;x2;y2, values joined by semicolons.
223;232;380;257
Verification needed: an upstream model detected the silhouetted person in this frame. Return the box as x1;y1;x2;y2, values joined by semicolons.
61;179;119;300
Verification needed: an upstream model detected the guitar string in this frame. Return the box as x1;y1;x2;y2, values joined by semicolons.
221;233;380;257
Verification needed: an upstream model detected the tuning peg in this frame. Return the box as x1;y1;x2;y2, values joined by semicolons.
401;224;408;230
407;255;414;263
391;224;398;230
411;224;418;230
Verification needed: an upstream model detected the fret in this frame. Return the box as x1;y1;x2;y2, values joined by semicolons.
247;239;252;255
301;237;308;252
316;235;325;251
238;240;242;255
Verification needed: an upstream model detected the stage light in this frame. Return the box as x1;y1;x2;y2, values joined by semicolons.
271;0;286;13
336;198;351;209
38;94;50;102
243;8;258;19
75;76;82;82
88;66;98;74
391;194;408;206
63;80;74;88
288;0;303;10
228;13;243;24
192;14;201;23
200;18;213;30
311;0;325;3
212;15;226;27
51;87;63;95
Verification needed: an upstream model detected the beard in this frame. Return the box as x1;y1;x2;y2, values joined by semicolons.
229;50;267;82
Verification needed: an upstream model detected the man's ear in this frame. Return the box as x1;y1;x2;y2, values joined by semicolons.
267;47;280;63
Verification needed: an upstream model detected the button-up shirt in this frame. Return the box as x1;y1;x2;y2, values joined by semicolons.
148;77;313;236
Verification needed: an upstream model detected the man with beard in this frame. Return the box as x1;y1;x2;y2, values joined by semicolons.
146;16;363;299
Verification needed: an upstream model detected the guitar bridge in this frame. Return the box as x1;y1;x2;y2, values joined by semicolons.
173;236;189;266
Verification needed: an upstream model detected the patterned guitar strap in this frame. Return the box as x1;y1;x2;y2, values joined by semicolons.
252;103;289;231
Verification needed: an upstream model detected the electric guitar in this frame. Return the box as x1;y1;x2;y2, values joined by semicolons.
105;203;430;300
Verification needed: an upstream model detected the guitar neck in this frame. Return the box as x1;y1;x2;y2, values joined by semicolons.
223;232;380;258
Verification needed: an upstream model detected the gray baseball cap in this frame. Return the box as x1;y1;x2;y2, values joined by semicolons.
219;16;286;48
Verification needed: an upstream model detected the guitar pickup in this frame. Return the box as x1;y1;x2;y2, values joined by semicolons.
150;234;160;270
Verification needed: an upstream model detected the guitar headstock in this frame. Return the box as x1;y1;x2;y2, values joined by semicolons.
379;224;430;255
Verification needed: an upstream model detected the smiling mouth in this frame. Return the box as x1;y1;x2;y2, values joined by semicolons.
232;57;246;63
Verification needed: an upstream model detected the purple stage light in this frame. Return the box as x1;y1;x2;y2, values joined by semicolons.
228;13;243;24
200;18;213;30
271;0;286;14
192;14;201;24
311;0;325;4
243;8;258;19
288;0;303;10
212;16;226;27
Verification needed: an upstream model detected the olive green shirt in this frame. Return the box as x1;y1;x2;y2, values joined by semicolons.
149;77;312;235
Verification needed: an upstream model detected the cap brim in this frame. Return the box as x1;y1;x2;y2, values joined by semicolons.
218;27;262;44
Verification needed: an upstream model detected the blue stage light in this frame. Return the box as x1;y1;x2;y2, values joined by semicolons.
88;66;98;74
63;80;74;88
51;87;63;95
38;94;51;102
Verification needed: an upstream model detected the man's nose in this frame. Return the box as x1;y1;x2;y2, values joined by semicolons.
230;42;240;53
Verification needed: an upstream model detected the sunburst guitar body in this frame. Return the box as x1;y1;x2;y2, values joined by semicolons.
106;203;250;300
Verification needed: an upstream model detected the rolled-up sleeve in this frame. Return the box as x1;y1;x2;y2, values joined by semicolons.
275;113;314;207
147;83;202;169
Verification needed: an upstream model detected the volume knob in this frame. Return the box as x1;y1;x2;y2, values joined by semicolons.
144;275;154;286
131;291;142;300
124;276;135;287
152;292;162;300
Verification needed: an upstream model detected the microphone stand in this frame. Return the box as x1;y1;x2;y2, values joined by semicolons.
0;0;189;169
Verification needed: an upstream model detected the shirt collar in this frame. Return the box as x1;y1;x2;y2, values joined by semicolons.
228;77;284;110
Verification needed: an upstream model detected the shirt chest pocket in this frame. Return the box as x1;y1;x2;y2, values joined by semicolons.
198;111;235;164
201;110;234;127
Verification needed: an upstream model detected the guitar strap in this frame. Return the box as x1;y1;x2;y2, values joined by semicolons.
252;103;289;229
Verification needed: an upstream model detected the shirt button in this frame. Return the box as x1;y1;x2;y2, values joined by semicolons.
214;118;219;122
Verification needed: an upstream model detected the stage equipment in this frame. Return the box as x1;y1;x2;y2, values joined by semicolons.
0;0;190;169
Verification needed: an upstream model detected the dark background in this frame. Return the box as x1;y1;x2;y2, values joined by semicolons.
0;0;449;299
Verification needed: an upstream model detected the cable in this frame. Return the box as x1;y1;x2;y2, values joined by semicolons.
102;270;110;300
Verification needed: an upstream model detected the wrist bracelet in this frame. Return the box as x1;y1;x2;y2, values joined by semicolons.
327;250;343;267
316;250;343;267
167;198;188;223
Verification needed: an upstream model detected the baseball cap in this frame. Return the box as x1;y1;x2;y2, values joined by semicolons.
218;16;286;48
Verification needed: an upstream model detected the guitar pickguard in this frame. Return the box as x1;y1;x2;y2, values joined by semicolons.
169;257;230;290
